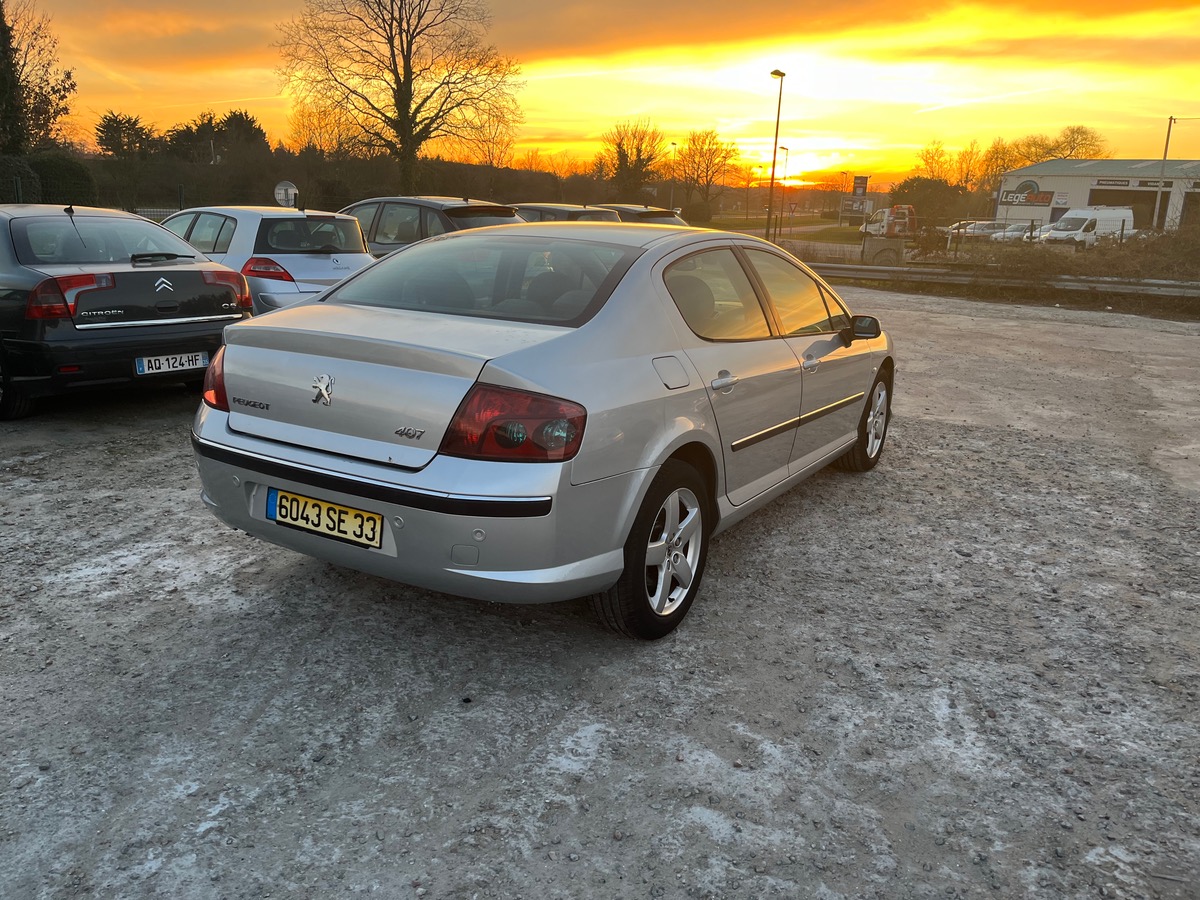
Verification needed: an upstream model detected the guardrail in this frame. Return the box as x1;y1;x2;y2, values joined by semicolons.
806;262;1200;299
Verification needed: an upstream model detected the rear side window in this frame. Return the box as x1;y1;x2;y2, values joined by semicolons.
326;233;639;325
374;203;421;245
187;212;236;254
254;217;367;254
664;249;772;341
345;202;378;237
12;216;197;265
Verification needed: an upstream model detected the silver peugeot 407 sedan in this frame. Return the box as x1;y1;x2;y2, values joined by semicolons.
191;222;894;639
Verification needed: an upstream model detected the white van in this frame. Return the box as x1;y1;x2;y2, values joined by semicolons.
1040;206;1134;249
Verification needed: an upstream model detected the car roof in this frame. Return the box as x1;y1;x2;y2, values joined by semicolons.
0;203;144;221
595;203;677;213
423;219;728;250
511;202;608;211
344;196;513;210
171;206;353;219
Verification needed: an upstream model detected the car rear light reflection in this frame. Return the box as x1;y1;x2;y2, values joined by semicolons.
26;274;114;319
241;257;295;283
202;346;229;411
440;384;586;463
203;269;253;310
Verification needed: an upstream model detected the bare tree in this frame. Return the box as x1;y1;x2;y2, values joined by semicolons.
1047;125;1110;160
7;0;74;149
285;97;362;158
977;137;1019;194
675;129;738;214
952;139;982;191
434;100;520;169
596;119;666;200
915;140;952;182
277;0;522;193
1011;126;1110;165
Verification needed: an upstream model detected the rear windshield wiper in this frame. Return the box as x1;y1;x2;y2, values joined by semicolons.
131;251;196;264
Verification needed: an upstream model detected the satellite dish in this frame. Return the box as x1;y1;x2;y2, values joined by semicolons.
274;181;299;208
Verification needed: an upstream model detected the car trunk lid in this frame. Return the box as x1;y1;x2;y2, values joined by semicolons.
220;303;565;469
36;262;245;328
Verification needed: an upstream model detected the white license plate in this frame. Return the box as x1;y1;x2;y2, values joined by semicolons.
135;351;209;375
267;487;384;549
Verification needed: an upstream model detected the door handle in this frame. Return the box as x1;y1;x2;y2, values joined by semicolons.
802;356;820;372
710;370;740;392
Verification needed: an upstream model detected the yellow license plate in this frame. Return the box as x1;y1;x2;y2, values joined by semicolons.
268;487;384;549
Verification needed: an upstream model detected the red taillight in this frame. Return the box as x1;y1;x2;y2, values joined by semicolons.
203;269;253;311
202;346;229;411
27;274;114;319
241;257;294;283
440;384;586;463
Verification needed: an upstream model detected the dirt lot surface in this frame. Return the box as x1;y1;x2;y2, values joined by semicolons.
2;288;1198;899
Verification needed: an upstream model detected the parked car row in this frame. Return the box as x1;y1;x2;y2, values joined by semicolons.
945;207;1137;250
0;198;893;641
0;198;686;419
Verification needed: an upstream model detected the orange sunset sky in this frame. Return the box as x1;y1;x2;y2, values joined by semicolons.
32;0;1200;185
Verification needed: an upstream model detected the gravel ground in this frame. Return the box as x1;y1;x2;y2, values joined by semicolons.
1;287;1198;899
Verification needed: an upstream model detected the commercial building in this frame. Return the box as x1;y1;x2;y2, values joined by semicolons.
994;159;1200;230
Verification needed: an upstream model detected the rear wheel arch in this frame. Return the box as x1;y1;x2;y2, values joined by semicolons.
666;441;719;521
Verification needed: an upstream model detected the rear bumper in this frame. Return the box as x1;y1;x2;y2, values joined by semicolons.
190;409;646;604
2;327;228;399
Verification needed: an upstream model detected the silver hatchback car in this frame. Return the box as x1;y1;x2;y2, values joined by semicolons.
191;223;894;638
162;206;375;315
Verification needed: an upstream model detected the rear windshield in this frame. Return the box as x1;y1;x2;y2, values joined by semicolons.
445;207;523;229
325;232;640;326
254;216;367;254
11;216;198;266
630;210;687;225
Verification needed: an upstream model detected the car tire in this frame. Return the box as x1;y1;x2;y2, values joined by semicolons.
834;372;891;473
591;460;710;640
0;371;34;420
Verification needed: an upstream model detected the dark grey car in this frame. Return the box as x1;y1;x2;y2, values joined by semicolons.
340;196;523;256
0;204;252;419
596;204;688;225
512;203;620;222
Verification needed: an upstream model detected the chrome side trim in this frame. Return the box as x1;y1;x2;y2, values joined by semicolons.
729;392;865;453
799;392;865;425
75;314;244;330
730;417;801;453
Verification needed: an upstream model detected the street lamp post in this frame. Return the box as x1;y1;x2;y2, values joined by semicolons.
1150;116;1200;230
1151;117;1175;231
669;141;677;211
837;170;849;227
778;145;789;235
764;69;785;242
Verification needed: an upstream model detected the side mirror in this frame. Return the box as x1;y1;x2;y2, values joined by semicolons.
842;314;882;343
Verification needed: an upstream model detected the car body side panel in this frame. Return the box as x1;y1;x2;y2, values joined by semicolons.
784;332;877;472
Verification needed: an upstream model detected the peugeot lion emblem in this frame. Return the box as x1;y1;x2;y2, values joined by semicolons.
311;374;335;406
154;277;174;292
